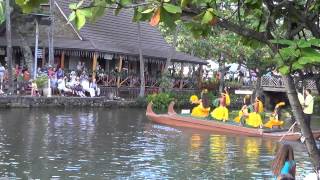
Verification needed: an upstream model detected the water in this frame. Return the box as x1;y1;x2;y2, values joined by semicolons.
0;108;316;179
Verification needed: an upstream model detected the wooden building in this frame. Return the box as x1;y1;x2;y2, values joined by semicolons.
0;0;206;97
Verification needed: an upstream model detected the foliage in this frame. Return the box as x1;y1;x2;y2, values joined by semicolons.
146;93;174;111
314;95;320;115
225;81;242;89
35;74;48;89
158;73;172;92
0;0;4;24
15;0;47;13
199;78;219;95
271;39;320;75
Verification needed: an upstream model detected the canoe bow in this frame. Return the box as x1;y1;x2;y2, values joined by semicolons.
146;102;156;116
168;101;177;115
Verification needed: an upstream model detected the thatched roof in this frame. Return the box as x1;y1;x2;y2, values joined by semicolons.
0;0;206;65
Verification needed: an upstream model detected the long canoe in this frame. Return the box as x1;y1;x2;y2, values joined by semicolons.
146;102;320;141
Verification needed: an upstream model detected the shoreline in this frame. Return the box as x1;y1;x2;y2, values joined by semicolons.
0;96;141;108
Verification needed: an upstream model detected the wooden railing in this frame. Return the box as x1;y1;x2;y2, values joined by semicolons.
261;76;317;90
100;86;198;100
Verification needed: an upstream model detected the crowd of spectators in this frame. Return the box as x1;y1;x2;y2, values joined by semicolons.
0;61;101;97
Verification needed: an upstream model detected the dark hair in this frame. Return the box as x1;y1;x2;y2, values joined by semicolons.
306;89;311;94
201;92;210;108
244;95;251;106
277;174;294;180
272;144;295;177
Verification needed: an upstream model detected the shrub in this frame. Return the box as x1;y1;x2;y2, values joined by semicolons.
314;95;320;115
146;93;174;111
35;74;48;89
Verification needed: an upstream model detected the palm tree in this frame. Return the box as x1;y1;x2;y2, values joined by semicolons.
137;22;145;97
5;0;13;94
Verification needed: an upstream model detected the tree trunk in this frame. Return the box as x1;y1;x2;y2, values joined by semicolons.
253;74;262;100
14;24;33;71
218;53;225;94
163;27;178;75
314;75;320;94
5;0;13;94
137;22;145;97
48;0;54;66
159;27;178;92
282;75;320;171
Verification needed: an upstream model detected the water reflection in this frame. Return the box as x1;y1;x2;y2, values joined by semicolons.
0;108;316;179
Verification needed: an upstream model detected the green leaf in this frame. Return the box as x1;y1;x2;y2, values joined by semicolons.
75;10;86;29
181;0;190;8
278;65;290;75
201;10;213;24
163;3;182;14
0;1;4;24
297;40;311;48
90;0;107;21
142;8;154;14
309;38;320;47
69;3;77;10
120;0;131;6
160;7;177;29
292;61;304;70
270;39;295;46
78;8;93;17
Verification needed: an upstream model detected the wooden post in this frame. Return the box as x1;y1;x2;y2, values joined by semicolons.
60;50;65;69
117;56;123;88
92;52;98;79
179;63;184;89
42;48;46;67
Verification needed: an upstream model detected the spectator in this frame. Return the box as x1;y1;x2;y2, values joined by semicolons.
90;78;100;97
74;77;85;97
57;76;72;96
299;89;314;129
271;144;296;179
56;67;64;79
0;64;5;91
31;80;39;96
23;68;30;82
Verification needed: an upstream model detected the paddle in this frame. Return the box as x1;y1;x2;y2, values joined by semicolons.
278;121;297;142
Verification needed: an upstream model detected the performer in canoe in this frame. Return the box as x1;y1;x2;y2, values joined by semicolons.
190;89;211;118
264;102;285;129
211;87;230;121
246;96;264;128
234;95;253;125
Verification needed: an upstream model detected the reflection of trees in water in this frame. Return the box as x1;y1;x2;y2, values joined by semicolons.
189;134;203;161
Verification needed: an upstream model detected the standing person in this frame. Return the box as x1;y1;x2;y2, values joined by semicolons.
300;89;314;130
211;87;230;121
271;144;296;179
190;89;211;118
234;95;252;126
0;64;5;91
246;96;264;128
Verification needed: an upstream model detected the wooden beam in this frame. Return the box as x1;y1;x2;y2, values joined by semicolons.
179;63;184;89
60;50;65;69
92;52;98;79
42;48;46;67
117;56;123;88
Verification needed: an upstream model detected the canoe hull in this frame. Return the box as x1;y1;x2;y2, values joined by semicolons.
146;102;320;141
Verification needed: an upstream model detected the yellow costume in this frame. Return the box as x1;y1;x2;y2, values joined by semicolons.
246;112;263;128
211;93;229;121
264;102;285;128
191;103;210;118
234;110;244;123
246;99;264;128
190;94;210;118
